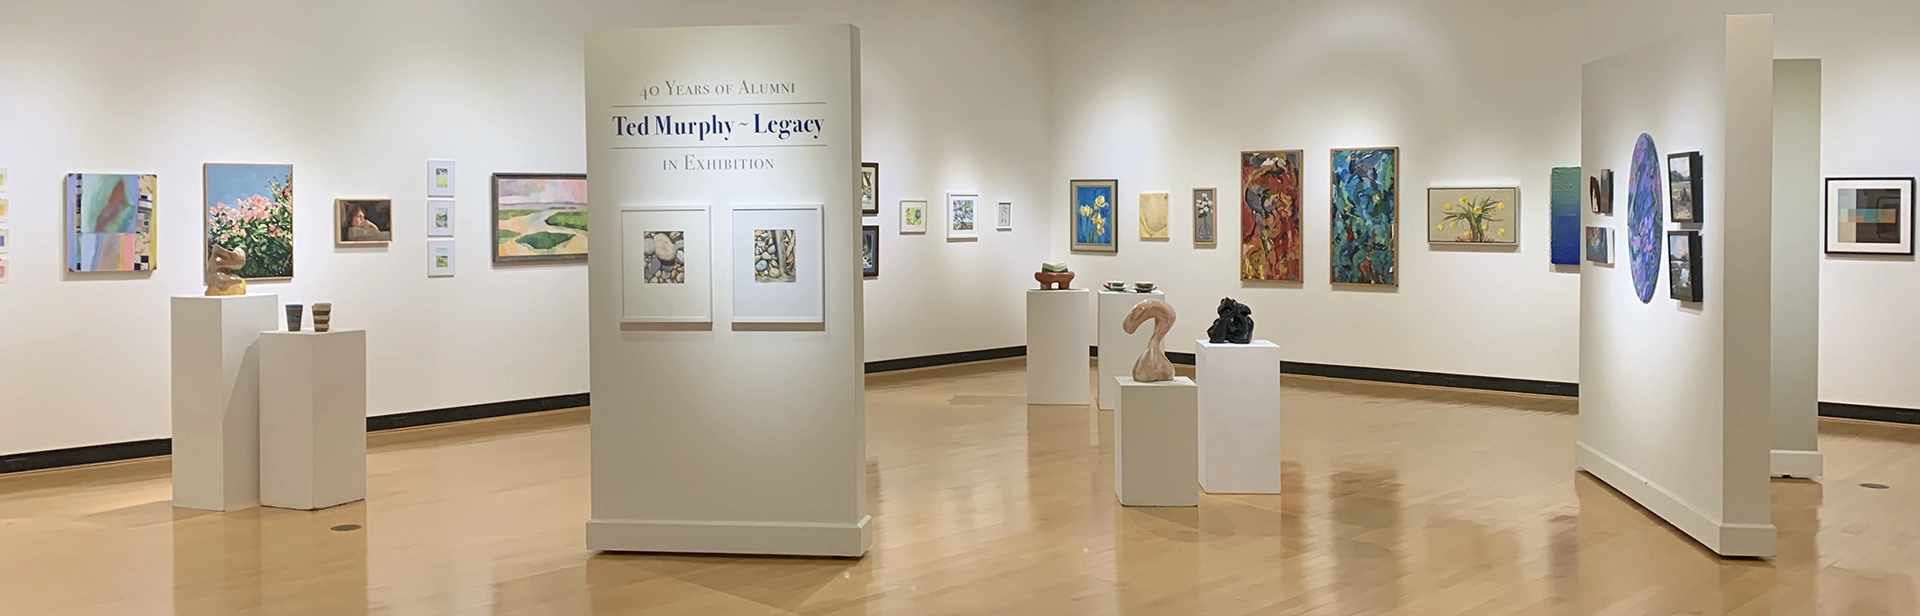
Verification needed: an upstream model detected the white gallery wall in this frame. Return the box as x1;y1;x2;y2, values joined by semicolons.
0;0;1050;457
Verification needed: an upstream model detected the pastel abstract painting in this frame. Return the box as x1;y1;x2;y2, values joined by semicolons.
1241;150;1303;281
493;174;588;263
1138;192;1170;239
67;173;158;273
205;163;295;279
1330;148;1398;286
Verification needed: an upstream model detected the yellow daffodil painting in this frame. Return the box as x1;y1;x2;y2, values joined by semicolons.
1071;179;1118;252
1427;187;1520;245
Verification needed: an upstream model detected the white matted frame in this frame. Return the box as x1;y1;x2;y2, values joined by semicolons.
621;205;712;324
427;199;456;237
426;240;456;277
427;160;456;198
1824;177;1915;255
900;200;928;234
947;193;979;240
731;204;824;324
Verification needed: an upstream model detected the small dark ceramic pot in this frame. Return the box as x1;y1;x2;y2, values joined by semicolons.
285;304;304;332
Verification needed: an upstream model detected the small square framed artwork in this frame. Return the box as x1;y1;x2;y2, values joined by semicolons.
1667;230;1702;302
0;258;8;283
1585;226;1613;264
1825;177;1915;255
428;199;456;237
0;228;9;253
1589;169;1614;215
0;196;9;223
860;163;879;217
1193;188;1217;246
335;198;394;246
900;200;928;234
427;240;456;277
861;225;880;278
947;193;978;241
996;201;1013;231
1668;152;1703;223
427;160;456;198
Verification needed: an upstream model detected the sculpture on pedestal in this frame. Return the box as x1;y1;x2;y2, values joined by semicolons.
1122;299;1177;383
204;244;248;297
1035;262;1075;290
1206;297;1254;344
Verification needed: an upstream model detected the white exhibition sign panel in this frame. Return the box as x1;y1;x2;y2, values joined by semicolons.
584;24;869;558
620;205;712;323
731;205;825;324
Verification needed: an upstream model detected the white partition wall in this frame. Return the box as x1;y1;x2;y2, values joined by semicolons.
170;294;279;512
1577;14;1777;557
584;24;869;557
1769;59;1823;478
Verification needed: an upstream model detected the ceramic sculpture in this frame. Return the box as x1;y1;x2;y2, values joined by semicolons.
1206;298;1254;344
313;303;333;333
285;304;303;332
1122;299;1177;383
1035;262;1075;290
204;244;248;297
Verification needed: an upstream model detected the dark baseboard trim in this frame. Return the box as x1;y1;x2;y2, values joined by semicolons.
364;393;590;432
1820;402;1920;426
867;346;1025;374
1;439;172;475
1280;361;1580;398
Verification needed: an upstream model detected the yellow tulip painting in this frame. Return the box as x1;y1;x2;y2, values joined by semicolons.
1138;192;1170;239
1426;187;1520;245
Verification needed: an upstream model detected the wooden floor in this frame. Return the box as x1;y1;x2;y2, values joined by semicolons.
4;359;1920;615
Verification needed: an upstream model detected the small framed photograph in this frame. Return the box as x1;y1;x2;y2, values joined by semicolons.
1589;170;1614;215
862;225;880;278
860;163;879;216
1667;230;1702;302
427;240;456;277
1668;152;1702;223
1585;226;1613;264
427;199;456;237
947;193;978;240
335;199;394;246
900;200;928;234
1825;177;1915;255
732;204;824;324
427;160;456;198
996;201;1013;231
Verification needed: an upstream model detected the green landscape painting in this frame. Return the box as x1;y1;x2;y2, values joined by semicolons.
492;174;588;263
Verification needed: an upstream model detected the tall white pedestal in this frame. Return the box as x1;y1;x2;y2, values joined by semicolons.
1195;340;1282;494
1115;377;1198;507
1026;289;1091;405
171;294;279;511
259;330;368;510
1097;291;1163;410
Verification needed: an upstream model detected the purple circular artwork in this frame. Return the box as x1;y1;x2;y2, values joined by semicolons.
1628;133;1664;304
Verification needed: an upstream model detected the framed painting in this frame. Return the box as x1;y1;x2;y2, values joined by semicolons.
862;224;880;278
0;258;8;283
66;173;157;273
428;199;455;237
1668;152;1703;223
1193;188;1217;246
0;196;9;223
1138;192;1170;239
1070;179;1118;253
1585;226;1614;264
996;201;1013;231
1824;177;1915;255
732;204;824;324
427;239;456;277
1427;187;1518;245
860;162;879;216
336;198;393;246
947;193;978;240
0;166;9;191
1242;150;1303;281
1589;169;1614;215
492;173;588;263
1667;230;1702;302
1330;148;1398;286
1551;167;1582;266
0;228;9;253
205;163;294;279
900;200;928;234
427;159;456;198
619;205;711;324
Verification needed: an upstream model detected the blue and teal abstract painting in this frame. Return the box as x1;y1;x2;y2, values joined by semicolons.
1330;148;1398;286
1070;179;1117;252
1628;134;1665;303
1550;167;1581;266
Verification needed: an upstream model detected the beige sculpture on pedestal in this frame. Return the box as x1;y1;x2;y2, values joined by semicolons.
204;244;248;297
1122;299;1177;383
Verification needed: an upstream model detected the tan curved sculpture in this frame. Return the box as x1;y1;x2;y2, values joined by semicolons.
204;244;248;297
1121;299;1177;383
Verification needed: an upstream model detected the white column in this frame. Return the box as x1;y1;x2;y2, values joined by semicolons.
1115;376;1197;507
1769;58;1822;478
259;330;368;510
1196;340;1281;494
1096;290;1162;411
170;294;279;511
1026;289;1091;405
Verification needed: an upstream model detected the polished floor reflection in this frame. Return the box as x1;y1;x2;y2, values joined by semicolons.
3;359;1919;615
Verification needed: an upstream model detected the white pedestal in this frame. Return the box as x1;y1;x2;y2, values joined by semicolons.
1115;377;1198;507
1026;289;1091;405
1196;340;1282;494
170;294;280;511
1097;291;1163;411
259;330;368;510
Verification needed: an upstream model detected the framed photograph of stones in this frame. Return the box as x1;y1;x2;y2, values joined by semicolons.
731;204;823;325
1824;177;1915;255
1667;230;1702;302
1668;152;1703;223
862;224;880;278
860;163;879;217
619;205;712;324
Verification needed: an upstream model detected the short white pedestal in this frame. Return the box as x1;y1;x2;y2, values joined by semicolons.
1115;376;1198;507
259;330;369;510
1196;340;1282;494
1097;291;1163;411
1026;289;1092;405
171;294;280;511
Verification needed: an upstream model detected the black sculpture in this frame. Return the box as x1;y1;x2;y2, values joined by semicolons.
1206;297;1254;344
